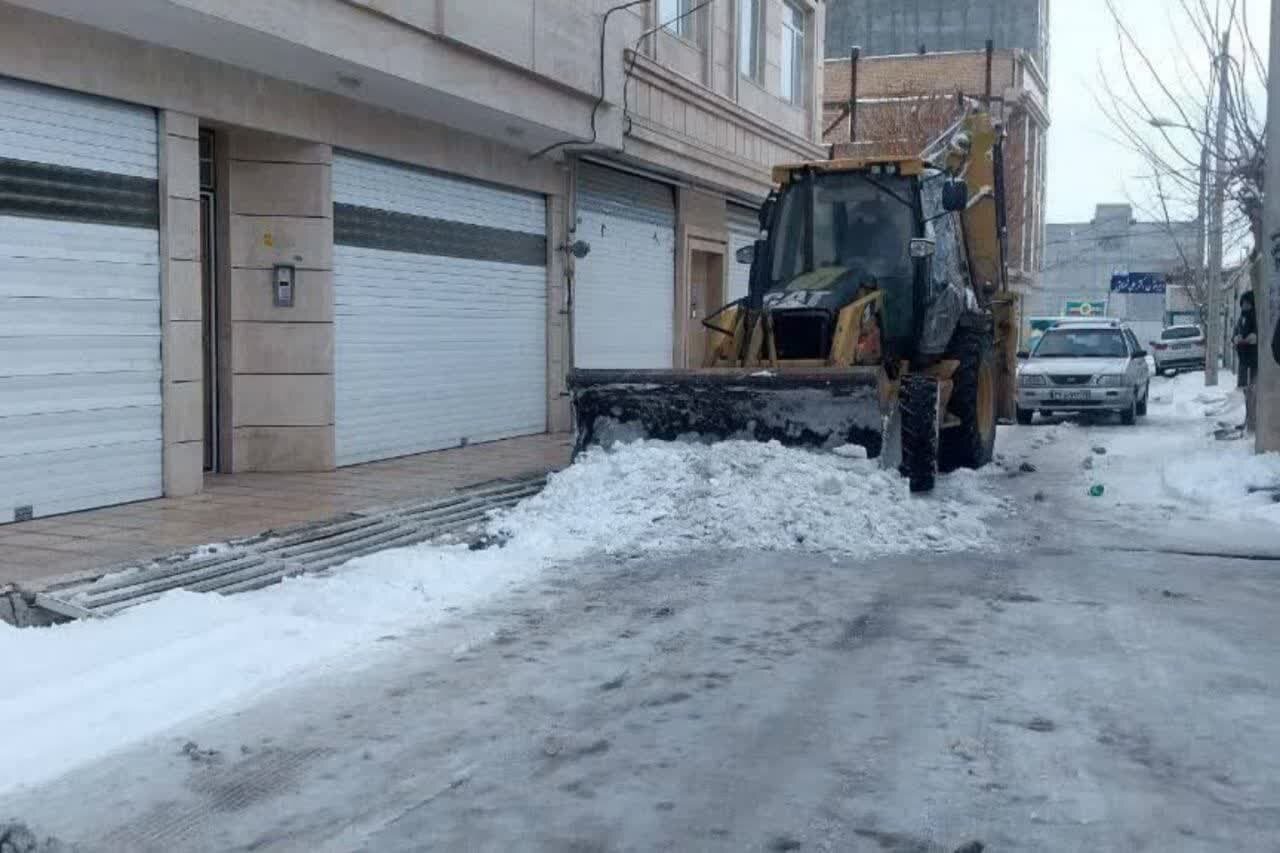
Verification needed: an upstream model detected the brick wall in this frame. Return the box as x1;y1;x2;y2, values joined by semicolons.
823;51;1018;102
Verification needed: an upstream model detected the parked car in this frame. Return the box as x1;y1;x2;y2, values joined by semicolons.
1149;324;1206;376
1015;319;1151;426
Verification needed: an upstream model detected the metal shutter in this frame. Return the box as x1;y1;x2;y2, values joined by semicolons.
573;163;675;368
726;203;760;304
332;153;548;466
0;76;161;523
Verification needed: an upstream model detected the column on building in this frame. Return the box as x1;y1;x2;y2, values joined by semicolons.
160;111;204;496
224;130;336;472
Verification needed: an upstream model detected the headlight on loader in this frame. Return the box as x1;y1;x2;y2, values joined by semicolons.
1019;374;1048;387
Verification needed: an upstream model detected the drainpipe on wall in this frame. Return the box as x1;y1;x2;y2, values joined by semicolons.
564;158;579;383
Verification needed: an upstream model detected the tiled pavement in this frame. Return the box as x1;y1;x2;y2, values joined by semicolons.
0;433;572;588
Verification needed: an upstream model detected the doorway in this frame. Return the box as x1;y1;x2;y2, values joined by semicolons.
199;128;219;472
687;247;725;367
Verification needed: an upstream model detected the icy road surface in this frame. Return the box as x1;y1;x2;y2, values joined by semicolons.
3;374;1280;851
0;441;1003;798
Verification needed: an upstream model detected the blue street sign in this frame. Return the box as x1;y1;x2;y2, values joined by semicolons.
1110;272;1166;294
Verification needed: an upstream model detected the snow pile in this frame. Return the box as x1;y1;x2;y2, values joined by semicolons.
1147;370;1241;422
1161;445;1280;520
1143;372;1280;517
0;441;999;798
495;440;1002;557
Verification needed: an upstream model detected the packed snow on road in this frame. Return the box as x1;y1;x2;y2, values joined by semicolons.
1000;371;1280;527
4;375;1280;851
0;440;1002;797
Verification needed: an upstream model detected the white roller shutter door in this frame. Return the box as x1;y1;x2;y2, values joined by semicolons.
573;164;675;368
726;203;760;304
0;76;161;523
333;153;548;466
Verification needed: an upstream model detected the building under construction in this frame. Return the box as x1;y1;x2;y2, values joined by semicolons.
824;0;1050;74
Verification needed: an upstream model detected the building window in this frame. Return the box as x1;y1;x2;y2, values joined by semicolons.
659;0;698;43
780;1;806;104
738;0;762;81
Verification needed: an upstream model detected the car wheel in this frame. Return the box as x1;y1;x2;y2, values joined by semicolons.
1039;409;1054;417
1136;384;1149;417
1120;395;1137;425
1161;367;1177;378
1015;406;1034;426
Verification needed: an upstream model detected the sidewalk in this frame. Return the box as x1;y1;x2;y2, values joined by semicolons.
0;433;572;588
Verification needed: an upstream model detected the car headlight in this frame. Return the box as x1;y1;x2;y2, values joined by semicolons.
1019;374;1048;387
1094;374;1126;386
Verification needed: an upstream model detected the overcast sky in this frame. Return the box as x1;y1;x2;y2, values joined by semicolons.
1046;0;1269;224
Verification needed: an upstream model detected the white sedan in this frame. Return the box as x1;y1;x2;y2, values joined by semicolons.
1016;320;1152;425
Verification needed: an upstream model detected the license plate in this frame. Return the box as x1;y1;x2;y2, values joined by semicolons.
1049;390;1089;401
1174;343;1192;350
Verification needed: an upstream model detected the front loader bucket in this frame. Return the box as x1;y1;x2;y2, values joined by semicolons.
568;368;885;457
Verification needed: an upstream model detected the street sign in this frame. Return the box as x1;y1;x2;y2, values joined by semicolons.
1110;272;1167;294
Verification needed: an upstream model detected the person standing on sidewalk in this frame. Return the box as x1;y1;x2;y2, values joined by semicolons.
1233;291;1259;430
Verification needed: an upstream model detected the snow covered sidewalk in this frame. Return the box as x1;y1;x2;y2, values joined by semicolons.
0;440;1002;797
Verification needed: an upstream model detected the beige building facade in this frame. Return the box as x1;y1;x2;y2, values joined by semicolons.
0;0;824;523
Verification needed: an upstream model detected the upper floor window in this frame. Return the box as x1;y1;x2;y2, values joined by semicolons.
659;0;698;43
780;1;806;104
738;0;762;81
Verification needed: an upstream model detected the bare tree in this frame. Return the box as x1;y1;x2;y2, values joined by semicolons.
1097;0;1267;271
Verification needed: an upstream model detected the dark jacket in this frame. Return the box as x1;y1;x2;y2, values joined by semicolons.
1235;309;1258;362
1272;312;1279;365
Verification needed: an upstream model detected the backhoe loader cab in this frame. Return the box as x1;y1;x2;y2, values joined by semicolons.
738;160;972;363
568;108;1017;493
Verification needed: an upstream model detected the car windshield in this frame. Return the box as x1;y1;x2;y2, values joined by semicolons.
1161;326;1201;340
769;171;914;290
1034;328;1129;358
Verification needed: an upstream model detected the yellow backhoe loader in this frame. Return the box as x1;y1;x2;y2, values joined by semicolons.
568;105;1019;492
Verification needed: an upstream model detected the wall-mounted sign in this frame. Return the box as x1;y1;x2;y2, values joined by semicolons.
1064;299;1108;317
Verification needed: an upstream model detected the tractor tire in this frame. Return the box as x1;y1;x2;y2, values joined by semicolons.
939;319;998;472
899;373;940;493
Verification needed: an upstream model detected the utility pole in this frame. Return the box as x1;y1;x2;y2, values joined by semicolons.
1258;0;1280;451
1205;31;1230;387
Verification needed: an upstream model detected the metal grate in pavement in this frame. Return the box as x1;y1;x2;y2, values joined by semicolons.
24;475;546;623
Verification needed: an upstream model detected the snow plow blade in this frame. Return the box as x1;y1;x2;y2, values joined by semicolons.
568;368;885;456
